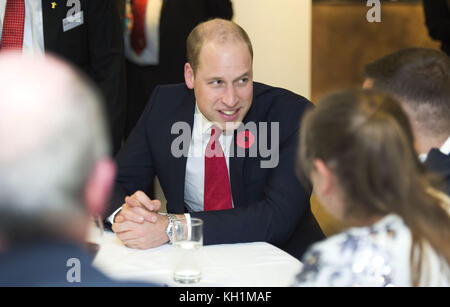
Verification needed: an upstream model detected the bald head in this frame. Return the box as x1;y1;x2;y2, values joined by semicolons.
0;54;110;243
186;18;253;74
0;55;79;160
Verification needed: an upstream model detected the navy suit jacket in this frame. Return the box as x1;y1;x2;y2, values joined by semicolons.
0;241;157;287
425;149;450;196
108;82;324;259
423;0;450;56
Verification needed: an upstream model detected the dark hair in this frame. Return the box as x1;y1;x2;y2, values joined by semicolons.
298;89;450;285
364;48;450;135
186;18;253;74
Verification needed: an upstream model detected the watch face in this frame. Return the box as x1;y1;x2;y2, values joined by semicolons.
165;214;177;243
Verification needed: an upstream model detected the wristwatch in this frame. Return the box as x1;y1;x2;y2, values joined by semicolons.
165;213;177;244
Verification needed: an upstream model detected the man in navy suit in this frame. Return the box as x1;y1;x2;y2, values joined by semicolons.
0;0;125;154
0;54;156;287
108;19;324;260
364;48;450;195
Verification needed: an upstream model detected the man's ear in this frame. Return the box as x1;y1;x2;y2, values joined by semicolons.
84;158;116;217
362;78;374;89
184;63;195;89
313;159;334;196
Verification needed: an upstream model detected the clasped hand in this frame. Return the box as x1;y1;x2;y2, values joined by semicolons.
112;191;170;249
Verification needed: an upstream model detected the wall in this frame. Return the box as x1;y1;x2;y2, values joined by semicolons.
232;0;312;99
312;2;440;104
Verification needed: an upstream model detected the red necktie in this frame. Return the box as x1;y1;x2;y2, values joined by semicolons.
1;0;25;51
130;0;147;55
204;126;233;211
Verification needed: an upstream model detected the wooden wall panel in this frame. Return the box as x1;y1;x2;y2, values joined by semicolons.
311;2;440;104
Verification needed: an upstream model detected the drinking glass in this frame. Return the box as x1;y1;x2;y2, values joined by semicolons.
172;218;203;284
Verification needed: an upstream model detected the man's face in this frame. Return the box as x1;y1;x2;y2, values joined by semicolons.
185;40;253;131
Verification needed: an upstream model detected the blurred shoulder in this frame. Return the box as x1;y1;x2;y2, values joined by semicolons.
253;82;312;110
251;82;313;126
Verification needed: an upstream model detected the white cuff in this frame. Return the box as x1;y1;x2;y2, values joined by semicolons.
184;213;192;240
107;207;122;225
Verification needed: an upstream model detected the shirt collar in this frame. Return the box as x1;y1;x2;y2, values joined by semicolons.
440;136;450;155
195;104;214;135
194;103;234;136
419;135;450;162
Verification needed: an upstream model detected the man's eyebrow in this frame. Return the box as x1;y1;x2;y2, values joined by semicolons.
206;76;223;81
233;72;251;82
206;72;251;82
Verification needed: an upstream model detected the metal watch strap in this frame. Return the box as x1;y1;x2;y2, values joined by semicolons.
166;213;177;244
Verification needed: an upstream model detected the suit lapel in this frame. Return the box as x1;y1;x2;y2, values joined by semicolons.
229;88;259;208
42;0;64;51
167;89;195;211
229;133;246;208
425;149;450;176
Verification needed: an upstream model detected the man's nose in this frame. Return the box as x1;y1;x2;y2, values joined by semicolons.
222;85;238;108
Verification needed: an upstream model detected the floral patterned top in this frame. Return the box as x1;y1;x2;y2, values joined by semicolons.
292;214;449;287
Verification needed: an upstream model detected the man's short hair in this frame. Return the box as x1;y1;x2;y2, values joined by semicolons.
364;48;450;136
186;18;253;74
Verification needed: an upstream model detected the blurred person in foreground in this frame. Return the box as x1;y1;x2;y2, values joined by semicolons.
364;48;450;196
0;54;156;287
293;89;450;286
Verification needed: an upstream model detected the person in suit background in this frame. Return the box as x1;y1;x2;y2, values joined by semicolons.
107;19;324;260
363;48;450;196
0;0;126;154
423;0;450;56
293;89;450;286
122;0;233;139
0;54;156;287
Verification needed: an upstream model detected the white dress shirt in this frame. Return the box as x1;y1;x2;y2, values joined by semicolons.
0;0;45;55
419;136;450;163
439;136;450;155
124;0;163;65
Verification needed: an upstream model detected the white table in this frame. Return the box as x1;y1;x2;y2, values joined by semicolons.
89;228;302;287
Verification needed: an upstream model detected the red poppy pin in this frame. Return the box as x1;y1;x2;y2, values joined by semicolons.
236;130;255;149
